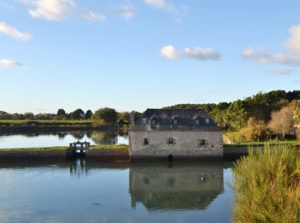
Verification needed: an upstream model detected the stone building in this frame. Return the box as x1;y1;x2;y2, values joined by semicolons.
129;109;223;160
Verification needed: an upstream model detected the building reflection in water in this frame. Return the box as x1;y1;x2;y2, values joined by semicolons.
129;163;224;211
69;159;89;177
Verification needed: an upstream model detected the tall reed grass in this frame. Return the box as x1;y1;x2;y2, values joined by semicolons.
233;144;300;223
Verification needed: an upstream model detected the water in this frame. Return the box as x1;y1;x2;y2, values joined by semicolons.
0;131;129;148
0;161;234;223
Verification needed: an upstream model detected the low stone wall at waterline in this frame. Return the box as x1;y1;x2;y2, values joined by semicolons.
0;148;129;162
0;146;297;162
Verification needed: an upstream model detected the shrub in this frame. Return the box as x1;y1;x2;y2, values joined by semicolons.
239;117;269;141
233;145;300;223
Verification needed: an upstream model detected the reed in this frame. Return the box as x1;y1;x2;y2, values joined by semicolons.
233;144;300;223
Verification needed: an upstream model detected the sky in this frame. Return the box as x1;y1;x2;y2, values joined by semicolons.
0;0;300;114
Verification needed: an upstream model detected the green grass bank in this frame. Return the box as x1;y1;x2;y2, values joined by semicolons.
233;145;300;223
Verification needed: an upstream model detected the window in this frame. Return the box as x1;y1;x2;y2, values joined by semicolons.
151;119;157;125
198;139;206;146
168;137;175;144
195;119;200;125
143;138;149;145
173;119;178;125
205;118;210;124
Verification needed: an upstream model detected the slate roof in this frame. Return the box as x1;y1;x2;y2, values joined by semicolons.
130;109;221;131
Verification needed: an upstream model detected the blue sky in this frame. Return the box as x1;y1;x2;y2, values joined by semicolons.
0;0;299;113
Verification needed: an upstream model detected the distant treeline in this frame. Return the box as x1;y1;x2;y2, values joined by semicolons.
0;108;130;125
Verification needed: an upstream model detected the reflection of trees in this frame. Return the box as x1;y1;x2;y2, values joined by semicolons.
70;132;85;140
57;132;67;139
91;132;117;145
129;164;224;211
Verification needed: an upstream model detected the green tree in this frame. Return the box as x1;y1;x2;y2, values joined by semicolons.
224;100;248;131
92;108;118;125
117;112;130;124
85;110;93;119
68;109;85;120
57;109;66;117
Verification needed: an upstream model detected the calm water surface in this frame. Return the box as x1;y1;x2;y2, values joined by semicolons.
0;162;234;223
0;131;128;148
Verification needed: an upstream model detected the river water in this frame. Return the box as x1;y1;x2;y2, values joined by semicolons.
0;131;128;148
0;161;234;223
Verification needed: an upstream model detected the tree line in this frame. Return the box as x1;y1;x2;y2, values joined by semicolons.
165;90;300;142
0;108;130;125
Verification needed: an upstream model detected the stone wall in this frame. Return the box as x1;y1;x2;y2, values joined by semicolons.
129;130;223;160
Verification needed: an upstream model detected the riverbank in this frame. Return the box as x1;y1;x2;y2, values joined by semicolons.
0;120;114;132
2;144;298;161
0;145;129;162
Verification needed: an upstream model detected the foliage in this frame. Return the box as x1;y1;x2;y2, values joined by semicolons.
166;90;300;132
268;107;295;138
91;144;128;150
85;110;93;119
56;109;66;117
117;112;130;124
68;108;85;120
224;100;248;131
233;145;300;223
239;117;269;141
92;108;118;125
0;120;92;126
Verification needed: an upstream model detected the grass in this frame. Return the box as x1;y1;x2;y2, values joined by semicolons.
0;146;68;152
0;145;128;152
91;144;128;150
224;140;300;147
232;144;300;223
0;120;93;126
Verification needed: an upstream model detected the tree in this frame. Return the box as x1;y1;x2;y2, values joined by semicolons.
92;108;117;125
85;110;93;119
57;109;66;117
117;112;130;124
240;117;269;141
224;100;248;131
268;107;295;139
68;109;85;120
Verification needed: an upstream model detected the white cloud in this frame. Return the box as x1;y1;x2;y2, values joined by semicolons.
242;47;288;64
0;59;22;67
160;45;180;59
144;0;188;17
83;11;106;22
112;3;136;20
0;21;32;41
144;0;166;8
184;47;221;60
20;0;75;21
271;67;294;76
285;24;300;64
